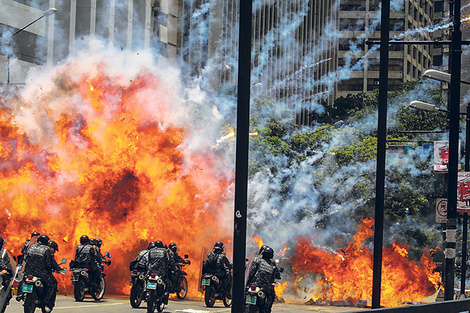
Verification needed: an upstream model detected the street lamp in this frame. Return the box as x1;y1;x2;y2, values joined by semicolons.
6;8;57;84
410;97;470;298
410;100;448;113
424;69;470;86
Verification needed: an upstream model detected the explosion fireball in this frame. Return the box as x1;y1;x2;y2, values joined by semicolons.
0;48;441;307
0;49;234;296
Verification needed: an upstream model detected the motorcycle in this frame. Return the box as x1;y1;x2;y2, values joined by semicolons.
71;252;111;302
129;269;147;308
145;273;167;313
168;255;190;299
21;258;67;313
244;284;271;313
0;249;17;313
201;272;232;307
244;267;284;313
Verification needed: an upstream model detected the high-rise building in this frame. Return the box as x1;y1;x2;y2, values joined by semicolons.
1;0;339;126
337;0;434;98
0;0;177;89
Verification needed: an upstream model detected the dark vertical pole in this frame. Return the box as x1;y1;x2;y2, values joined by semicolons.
232;0;252;311
372;0;390;309
444;0;462;301
460;105;470;297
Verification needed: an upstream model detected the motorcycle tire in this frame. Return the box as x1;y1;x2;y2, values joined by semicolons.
176;276;188;299
73;281;86;302
156;300;164;312
204;286;216;307
0;302;7;313
130;284;143;308
244;304;259;313
223;295;232;307
147;290;156;313
23;293;36;313
223;284;232;307
91;277;106;301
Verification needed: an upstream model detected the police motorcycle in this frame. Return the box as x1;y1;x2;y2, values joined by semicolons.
21;258;67;313
0;249;17;313
145;272;167;313
201;269;232;307
129;267;147;308
71;252;111;302
243;267;284;313
168;255;190;299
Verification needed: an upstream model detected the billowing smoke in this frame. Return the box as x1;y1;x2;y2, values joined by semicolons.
1;0;463;305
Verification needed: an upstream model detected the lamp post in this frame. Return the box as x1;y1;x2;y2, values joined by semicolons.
6;8;57;84
411;98;470;298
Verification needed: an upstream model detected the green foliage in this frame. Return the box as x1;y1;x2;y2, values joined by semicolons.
247;81;449;256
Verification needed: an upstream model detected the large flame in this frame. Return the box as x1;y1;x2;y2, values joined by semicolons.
0;51;233;296
289;218;439;307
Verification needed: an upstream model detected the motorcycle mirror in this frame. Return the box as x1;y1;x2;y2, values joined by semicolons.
105;252;112;258
61;258;67;264
184;254;189;259
279;267;284;273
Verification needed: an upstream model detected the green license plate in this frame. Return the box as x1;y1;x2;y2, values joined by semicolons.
22;285;33;293
202;278;210;286
246;295;257;304
147;282;157;290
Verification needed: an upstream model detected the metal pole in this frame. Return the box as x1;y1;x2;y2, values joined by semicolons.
461;104;470;297
372;0;390;309
444;0;462;301
231;0;252;311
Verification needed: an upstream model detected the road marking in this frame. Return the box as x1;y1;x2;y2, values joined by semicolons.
54;301;128;309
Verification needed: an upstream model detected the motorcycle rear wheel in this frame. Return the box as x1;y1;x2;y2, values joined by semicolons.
147;291;156;313
23;293;36;313
130;284;143;308
156;301;164;312
176;276;188;299
244;304;259;313
91;277;106;301
204;286;216;307
73;281;86;302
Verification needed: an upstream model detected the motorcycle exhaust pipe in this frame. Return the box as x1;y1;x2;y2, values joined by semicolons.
258;291;265;298
138;274;145;280
34;280;43;287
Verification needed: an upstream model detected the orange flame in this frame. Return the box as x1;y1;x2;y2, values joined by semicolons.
279;243;287;256
290;218;438;307
275;281;288;298
0;57;233;297
252;236;264;249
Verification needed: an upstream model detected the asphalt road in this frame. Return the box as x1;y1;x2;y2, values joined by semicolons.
3;295;367;313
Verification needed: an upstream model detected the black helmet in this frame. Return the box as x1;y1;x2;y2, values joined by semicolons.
148;241;156;250
49;241;59;252
90;238;97;246
169;243;178;252
95;238;102;247
38;235;50;245
155;240;163;248
214;241;225;251
31;231;40;238
80;235;90;245
163;244;168;249
0;237;4;249
261;246;274;260
258;245;268;255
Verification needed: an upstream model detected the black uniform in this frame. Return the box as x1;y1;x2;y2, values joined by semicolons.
246;258;280;313
203;250;231;289
24;244;55;306
147;247;169;281
131;250;149;272
74;243;100;286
